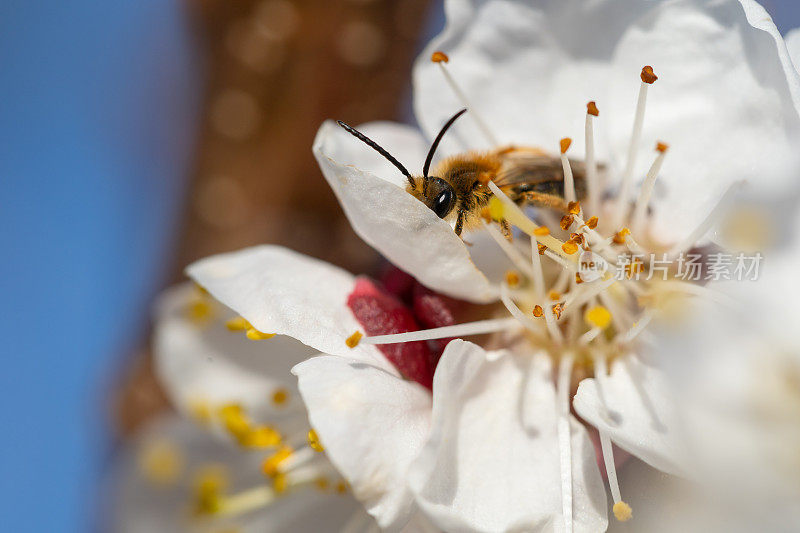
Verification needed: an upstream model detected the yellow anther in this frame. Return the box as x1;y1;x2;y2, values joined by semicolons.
533;226;550;236
532;305;544;318
560;214;574;231
345;331;363;348
335;481;348;494
138;438;183;485
273;472;288;494
225;316;250;331
640;65;657;84
314;477;330;491
193;465;228;516
613;227;631;244
559;137;572;154
246;328;276;340
219;403;251;440
567;201;581;215
189;399;212;426
308;429;324;452
537;243;547;255
261;446;293;478
585;306;612;329
552;303;565;320
549;290;561;301
587;101;599;116
431;50;449;63
240;425;282;449
562;241;579;255
656;141;669;153
504;270;521;287
271;388;289;406
586;216;599;229
488;196;506;221
613;501;633;521
575;272;584;284
185;299;214;325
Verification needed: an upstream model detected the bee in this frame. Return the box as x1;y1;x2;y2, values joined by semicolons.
337;108;587;236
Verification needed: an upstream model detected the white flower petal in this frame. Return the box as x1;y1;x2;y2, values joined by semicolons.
606;0;800;242
292;356;432;532
314;121;496;303
785;28;800;73
153;284;315;424
573;356;685;477
414;0;652;155
186;245;391;370
109;415;362;533
408;340;607;533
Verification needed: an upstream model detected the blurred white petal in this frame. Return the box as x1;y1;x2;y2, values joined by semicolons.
153;284;315;427
293;356;432;531
109;416;362;533
186;245;392;370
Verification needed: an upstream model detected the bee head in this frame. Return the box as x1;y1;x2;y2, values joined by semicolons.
422;177;456;219
337;107;467;222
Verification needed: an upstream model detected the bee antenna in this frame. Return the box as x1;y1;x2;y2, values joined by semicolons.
423;108;468;178
336;120;414;187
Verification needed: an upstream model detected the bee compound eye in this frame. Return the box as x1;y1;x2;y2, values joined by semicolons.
432;188;455;219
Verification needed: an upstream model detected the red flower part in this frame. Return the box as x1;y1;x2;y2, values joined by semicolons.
412;283;457;367
379;265;416;303
347;277;434;389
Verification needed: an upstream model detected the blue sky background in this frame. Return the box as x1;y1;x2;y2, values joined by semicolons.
0;1;798;531
0;1;199;531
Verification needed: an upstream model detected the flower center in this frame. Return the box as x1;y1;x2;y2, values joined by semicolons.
345;60;744;526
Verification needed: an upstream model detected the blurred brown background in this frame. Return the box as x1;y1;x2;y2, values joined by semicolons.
114;0;432;437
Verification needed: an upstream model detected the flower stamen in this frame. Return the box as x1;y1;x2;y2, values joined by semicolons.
485;222;536;278
585;102;600;214
631;142;669;235
557;353;575;532
615;66;658;227
560;138;577;204
431;50;499;145
600;429;632;522
360;317;519;345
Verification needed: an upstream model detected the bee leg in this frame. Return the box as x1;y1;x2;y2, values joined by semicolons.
522;191;569;213
454;209;465;237
499;219;513;242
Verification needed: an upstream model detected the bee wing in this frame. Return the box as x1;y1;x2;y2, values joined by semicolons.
492;152;572;189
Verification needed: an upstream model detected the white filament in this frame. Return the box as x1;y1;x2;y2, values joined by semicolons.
436;62;499;146
585;112;599;215
485;222;536;278
499;282;547;337
615;81;650;227
600;430;623;505
557;353;575;533
561;152;577;204
361;317;518;345
615;310;654;344
631;148;668;235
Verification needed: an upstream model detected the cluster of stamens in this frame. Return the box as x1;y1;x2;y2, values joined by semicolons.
143;293;351;522
343;55;738;527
